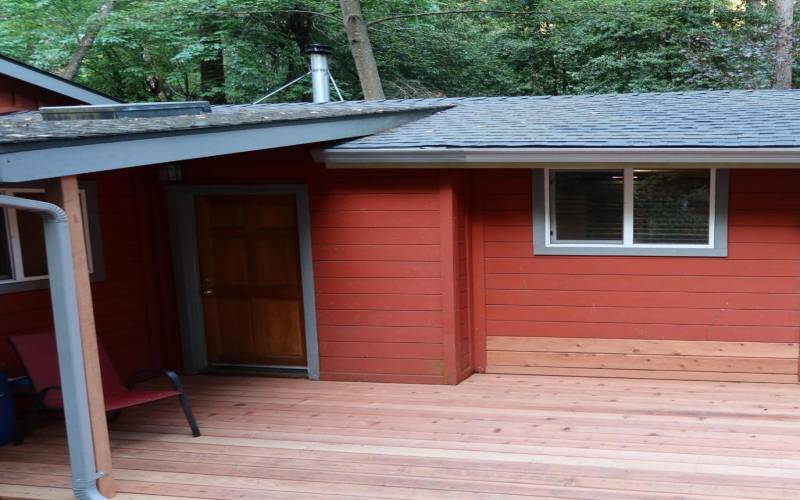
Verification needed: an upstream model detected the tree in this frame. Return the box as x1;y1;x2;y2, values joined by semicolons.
0;0;782;102
774;0;795;88
339;0;384;99
57;0;116;80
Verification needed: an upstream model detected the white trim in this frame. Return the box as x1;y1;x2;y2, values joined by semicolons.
544;168;716;250
623;169;634;245
320;147;800;166
5;205;23;281
543;169;551;243
708;168;717;247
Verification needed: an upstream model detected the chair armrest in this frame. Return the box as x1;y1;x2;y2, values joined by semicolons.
128;369;186;394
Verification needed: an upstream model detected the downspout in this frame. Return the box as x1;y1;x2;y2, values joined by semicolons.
0;195;107;500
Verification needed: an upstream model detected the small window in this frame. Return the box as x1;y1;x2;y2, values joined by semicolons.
533;168;728;257
0;186;103;292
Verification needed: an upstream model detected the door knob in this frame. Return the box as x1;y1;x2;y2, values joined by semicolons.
201;288;214;296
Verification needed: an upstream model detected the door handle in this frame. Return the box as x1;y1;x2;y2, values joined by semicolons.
201;277;214;296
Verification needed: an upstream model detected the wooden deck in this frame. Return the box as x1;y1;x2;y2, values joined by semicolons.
2;373;800;499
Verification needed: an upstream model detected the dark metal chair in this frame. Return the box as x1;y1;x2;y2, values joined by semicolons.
8;332;200;443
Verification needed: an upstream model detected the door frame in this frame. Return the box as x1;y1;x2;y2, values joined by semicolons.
167;184;320;379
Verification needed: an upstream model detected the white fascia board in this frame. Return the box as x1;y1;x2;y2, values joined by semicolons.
0;111;433;182
0;58;119;105
320;147;800;167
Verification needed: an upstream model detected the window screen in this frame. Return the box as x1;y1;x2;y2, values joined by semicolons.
551;170;624;242
0;211;11;280
633;170;710;244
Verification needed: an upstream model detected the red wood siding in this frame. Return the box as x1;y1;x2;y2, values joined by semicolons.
477;169;800;382
5;142;796;385
0;74;80;113
0;169;180;381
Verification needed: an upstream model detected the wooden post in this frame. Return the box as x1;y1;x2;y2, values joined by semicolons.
469;171;487;373
46;176;116;497
439;173;458;384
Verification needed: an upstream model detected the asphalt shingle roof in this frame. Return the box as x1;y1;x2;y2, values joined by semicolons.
2;90;799;149
0;101;449;145
331;91;800;149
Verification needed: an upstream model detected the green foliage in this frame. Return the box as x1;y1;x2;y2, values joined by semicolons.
0;0;789;102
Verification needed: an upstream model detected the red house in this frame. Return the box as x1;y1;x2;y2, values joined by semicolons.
2;60;800;498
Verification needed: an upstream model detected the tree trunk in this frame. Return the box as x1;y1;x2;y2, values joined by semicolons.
774;0;795;89
339;0;385;99
57;0;115;81
199;50;226;103
199;23;227;104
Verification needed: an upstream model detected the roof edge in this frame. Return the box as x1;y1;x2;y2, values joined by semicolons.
0;109;434;182
318;147;800;167
0;55;120;105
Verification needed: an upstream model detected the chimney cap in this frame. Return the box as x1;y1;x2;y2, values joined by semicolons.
304;43;332;55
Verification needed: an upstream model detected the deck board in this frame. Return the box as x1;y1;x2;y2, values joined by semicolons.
2;374;800;499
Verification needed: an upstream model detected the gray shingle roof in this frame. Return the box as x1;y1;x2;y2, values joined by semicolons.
3;90;799;150
0;101;449;145
331;91;800;149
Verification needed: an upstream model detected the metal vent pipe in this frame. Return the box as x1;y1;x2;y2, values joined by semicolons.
304;44;332;103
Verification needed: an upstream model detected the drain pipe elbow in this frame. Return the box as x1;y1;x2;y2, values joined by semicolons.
73;479;106;500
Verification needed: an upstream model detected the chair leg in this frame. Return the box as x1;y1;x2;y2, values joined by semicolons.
163;370;200;437
178;394;201;437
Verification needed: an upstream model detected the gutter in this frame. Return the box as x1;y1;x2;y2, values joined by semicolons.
318;147;800;167
0;195;107;500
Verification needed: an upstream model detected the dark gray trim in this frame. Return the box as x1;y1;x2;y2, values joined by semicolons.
0;55;119;105
532;169;729;257
0;180;105;294
0;110;436;183
167;184;320;379
320;147;800;166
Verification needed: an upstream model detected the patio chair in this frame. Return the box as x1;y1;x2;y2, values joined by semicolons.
8;332;200;443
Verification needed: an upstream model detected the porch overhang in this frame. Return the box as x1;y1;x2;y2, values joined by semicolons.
318;147;800;168
0;109;436;183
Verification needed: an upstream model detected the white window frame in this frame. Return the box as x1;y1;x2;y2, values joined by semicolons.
0;187;95;286
533;168;729;257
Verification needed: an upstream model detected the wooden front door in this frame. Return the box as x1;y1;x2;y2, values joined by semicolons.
194;195;307;367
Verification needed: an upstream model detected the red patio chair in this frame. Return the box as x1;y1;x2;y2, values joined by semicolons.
8;332;200;442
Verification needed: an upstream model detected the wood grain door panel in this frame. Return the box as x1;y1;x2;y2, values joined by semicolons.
195;195;307;367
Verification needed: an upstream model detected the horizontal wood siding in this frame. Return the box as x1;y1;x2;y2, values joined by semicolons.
182;150;448;383
0;169;179;380
313;170;445;383
0;74;80;113
480;169;800;382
